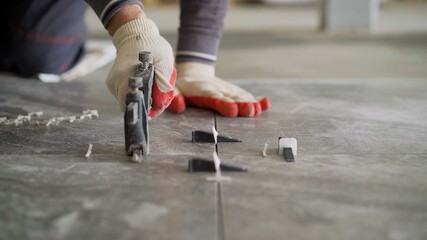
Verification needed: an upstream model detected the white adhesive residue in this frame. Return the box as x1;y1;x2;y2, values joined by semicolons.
213;151;222;178
85;144;93;158
1;110;98;127
212;125;218;144
207;125;231;182
28;111;43;117
262;143;268;157
82;110;99;118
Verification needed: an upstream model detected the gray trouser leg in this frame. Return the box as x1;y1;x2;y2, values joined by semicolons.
176;0;228;64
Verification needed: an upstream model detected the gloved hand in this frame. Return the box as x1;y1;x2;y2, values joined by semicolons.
168;62;270;117
106;18;176;118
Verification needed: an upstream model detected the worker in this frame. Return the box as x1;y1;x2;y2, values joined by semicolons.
0;0;270;118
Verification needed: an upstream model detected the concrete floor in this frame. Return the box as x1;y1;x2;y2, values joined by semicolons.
1;2;427;240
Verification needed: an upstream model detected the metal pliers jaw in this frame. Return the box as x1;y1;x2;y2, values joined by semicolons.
124;52;154;163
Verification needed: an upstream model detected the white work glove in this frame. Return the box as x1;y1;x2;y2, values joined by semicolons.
167;62;270;117
106;18;176;118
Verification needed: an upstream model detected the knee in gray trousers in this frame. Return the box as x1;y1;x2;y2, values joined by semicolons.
0;0;88;77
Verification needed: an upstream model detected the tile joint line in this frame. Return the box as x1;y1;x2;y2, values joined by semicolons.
213;111;225;240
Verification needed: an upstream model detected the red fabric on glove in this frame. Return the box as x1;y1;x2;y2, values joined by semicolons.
186;96;239;117
259;97;271;110
168;94;271;118
168;93;186;114
149;67;177;118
